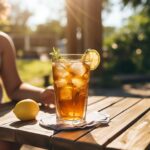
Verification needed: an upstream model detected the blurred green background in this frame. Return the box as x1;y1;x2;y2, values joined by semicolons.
17;60;51;87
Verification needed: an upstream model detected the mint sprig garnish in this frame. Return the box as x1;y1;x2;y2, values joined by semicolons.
50;47;61;60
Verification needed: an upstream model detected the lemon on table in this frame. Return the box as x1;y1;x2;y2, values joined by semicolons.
82;49;100;70
13;99;40;121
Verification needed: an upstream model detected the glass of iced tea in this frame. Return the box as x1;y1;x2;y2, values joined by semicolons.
52;54;90;125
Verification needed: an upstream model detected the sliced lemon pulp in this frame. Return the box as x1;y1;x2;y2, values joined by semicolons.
82;49;100;70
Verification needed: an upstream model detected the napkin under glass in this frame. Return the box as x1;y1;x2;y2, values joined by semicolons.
39;111;110;131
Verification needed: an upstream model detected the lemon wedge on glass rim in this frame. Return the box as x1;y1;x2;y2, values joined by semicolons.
82;49;100;70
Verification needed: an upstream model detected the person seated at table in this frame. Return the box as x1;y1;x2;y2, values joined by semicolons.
0;31;55;104
0;0;55;149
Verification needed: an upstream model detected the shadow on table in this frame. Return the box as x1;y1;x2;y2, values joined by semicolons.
10;120;38;128
0;101;15;117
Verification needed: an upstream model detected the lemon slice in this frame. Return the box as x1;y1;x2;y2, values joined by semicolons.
82;49;100;70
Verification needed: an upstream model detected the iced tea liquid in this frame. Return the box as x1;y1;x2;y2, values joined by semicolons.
52;58;90;124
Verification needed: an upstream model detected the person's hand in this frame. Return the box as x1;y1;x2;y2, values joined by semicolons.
40;86;55;105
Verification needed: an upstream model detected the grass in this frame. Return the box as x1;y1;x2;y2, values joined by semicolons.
2;59;52;102
17;59;52;87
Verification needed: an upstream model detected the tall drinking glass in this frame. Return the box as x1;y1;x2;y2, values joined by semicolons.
52;54;90;125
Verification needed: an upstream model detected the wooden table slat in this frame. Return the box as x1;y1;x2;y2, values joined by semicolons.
0;126;15;142
0;103;16;124
88;96;106;105
15;128;52;148
87;96;123;112
76;99;150;150
0;111;17;126
107;111;150;150
100;97;142;119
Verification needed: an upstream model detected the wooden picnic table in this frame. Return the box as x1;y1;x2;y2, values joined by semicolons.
0;96;150;150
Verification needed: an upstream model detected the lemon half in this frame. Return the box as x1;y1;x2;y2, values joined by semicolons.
13;99;39;121
82;49;100;70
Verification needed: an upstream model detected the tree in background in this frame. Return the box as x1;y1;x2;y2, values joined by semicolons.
66;0;102;53
0;1;32;34
0;0;10;32
104;0;150;74
122;0;150;8
8;2;32;34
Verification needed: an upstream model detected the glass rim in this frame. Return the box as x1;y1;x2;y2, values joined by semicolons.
59;54;83;56
51;53;90;62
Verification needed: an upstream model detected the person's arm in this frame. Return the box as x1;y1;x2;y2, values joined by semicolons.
0;32;54;104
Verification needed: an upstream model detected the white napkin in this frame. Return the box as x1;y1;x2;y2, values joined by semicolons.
39;112;110;131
